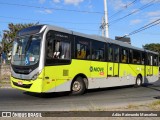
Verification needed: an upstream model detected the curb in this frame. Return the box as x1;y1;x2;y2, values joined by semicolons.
0;86;12;89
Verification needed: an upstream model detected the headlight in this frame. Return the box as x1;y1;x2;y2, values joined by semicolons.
31;70;42;80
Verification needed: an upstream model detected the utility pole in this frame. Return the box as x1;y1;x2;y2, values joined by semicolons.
100;0;109;38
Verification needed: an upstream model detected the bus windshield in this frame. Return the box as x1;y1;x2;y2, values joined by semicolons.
11;34;41;66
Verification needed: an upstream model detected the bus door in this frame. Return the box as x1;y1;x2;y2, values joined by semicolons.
113;46;119;77
107;44;114;76
44;31;71;92
107;62;114;76
146;54;153;76
149;54;153;76
107;45;119;77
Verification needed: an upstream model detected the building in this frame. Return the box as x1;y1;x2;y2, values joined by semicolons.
115;36;131;44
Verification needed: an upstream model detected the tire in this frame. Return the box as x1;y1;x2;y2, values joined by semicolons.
71;77;86;95
135;75;142;87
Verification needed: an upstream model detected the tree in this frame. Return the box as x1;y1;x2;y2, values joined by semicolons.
0;42;2;54
143;43;160;56
2;23;38;53
143;43;160;66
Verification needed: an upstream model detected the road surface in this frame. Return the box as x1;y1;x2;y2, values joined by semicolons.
0;81;160;111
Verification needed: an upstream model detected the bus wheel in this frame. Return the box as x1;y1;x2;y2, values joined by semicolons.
71;77;86;95
135;75;142;87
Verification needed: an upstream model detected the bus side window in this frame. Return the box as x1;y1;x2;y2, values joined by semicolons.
92;41;105;61
53;40;70;59
153;55;158;66
75;38;90;60
47;38;54;58
113;46;119;62
147;54;153;66
141;52;145;65
61;41;70;59
121;48;128;63
129;49;133;64
108;45;113;62
133;50;141;64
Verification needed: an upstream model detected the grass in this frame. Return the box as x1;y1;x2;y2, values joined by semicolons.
148;100;160;110
126;104;139;110
71;100;160;111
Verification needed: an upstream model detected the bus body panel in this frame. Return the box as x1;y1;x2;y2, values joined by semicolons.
42;65;70;92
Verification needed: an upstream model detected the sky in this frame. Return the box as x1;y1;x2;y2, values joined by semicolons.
0;0;159;48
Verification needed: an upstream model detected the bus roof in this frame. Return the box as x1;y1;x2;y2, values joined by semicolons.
19;24;159;55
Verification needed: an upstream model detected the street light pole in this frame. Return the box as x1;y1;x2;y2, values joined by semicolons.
104;0;109;38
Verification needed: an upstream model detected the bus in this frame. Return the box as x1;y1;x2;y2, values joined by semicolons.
10;24;159;95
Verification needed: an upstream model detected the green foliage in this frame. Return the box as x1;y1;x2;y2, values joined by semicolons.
143;43;160;56
1;23;38;53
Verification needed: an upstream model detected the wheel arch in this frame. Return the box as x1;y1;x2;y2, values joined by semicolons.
137;73;143;82
70;73;88;91
135;73;143;87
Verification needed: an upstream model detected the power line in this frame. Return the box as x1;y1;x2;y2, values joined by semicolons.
109;0;158;25
0;15;100;25
0;2;103;14
118;18;160;39
109;0;139;20
128;18;160;36
0;20;100;32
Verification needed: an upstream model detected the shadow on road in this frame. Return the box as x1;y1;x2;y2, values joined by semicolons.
154;96;160;99
23;84;159;99
23;85;134;98
86;85;134;94
142;84;160;92
24;91;70;98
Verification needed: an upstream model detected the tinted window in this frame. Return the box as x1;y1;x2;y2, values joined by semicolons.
121;48;128;63
75;37;90;60
141;52;145;65
91;41;105;61
46;31;70;59
133;50;141;64
108;44;113;62
129;49;133;64
153;55;158;66
147;53;153;65
18;25;43;36
46;31;71;65
113;46;119;62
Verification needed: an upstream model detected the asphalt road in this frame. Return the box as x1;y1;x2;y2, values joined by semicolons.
0;81;160;111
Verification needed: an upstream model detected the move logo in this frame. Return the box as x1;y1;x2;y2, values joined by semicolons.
90;66;104;72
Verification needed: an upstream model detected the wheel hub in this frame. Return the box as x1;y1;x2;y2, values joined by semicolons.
72;81;81;92
137;78;141;85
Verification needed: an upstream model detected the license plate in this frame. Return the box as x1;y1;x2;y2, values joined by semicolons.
18;81;23;85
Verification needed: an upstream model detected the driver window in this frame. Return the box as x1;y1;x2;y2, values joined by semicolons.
53;40;70;59
46;31;71;60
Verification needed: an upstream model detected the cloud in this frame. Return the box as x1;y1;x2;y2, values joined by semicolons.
88;4;93;9
53;0;60;3
110;0;126;10
87;0;93;10
146;11;160;24
39;0;46;4
148;17;160;24
140;0;160;4
130;19;142;25
38;9;53;14
64;0;84;6
147;10;160;17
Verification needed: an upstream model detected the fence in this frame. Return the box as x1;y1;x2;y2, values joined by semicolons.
0;65;11;88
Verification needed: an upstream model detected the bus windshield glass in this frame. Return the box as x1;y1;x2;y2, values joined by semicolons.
11;35;41;66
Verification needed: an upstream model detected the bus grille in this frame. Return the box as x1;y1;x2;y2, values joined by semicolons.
12;81;32;88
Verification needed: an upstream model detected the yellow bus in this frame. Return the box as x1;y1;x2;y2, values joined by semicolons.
10;25;159;95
